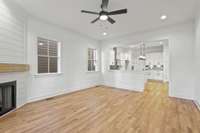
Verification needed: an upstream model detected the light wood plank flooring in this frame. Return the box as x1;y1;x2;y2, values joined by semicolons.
0;82;200;133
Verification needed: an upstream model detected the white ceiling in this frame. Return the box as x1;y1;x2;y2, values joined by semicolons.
14;0;197;40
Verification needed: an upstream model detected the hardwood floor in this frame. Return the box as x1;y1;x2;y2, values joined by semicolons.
0;82;200;133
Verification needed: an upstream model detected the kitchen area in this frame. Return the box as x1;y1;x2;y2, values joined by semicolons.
109;39;169;82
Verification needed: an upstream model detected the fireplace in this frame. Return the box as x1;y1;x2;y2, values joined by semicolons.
0;81;16;116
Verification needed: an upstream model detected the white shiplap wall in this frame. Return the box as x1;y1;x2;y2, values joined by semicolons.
0;0;28;108
0;0;26;64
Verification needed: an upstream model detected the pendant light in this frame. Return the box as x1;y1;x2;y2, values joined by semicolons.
139;43;146;60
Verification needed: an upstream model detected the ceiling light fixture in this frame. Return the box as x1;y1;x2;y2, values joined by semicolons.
39;43;43;46
100;15;108;21
139;43;146;60
81;0;127;24
139;55;146;60
160;15;167;20
103;32;107;36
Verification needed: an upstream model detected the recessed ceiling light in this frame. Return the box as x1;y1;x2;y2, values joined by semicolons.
103;32;107;36
160;15;167;20
39;43;43;46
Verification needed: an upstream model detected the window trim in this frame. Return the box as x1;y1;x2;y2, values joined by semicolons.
36;37;61;75
87;48;98;72
34;72;63;77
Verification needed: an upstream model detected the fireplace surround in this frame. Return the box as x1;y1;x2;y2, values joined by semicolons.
0;81;16;116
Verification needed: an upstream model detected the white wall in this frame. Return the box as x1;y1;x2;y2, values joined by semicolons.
0;0;102;105
0;0;27;64
101;21;195;100
0;0;28;107
27;17;102;102
0;0;197;106
195;2;200;105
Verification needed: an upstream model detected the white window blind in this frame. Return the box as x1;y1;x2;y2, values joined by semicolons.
88;48;98;72
37;37;60;74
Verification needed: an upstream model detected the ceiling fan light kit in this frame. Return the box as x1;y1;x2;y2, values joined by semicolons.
100;14;108;21
81;0;128;24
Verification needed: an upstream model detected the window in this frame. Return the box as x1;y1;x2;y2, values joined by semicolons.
88;48;98;72
37;37;61;74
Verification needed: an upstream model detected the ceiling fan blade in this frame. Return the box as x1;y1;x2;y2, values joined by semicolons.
81;10;99;15
108;9;127;15
107;17;115;24
91;17;99;23
101;0;109;10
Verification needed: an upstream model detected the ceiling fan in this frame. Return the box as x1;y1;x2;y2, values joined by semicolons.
81;0;127;24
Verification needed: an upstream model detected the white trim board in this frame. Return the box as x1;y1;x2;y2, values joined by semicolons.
102;85;144;93
194;101;200;111
27;85;99;103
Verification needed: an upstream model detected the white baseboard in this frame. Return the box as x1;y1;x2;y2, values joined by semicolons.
27;90;71;103
194;101;200;111
27;85;98;103
102;84;144;93
169;92;194;101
